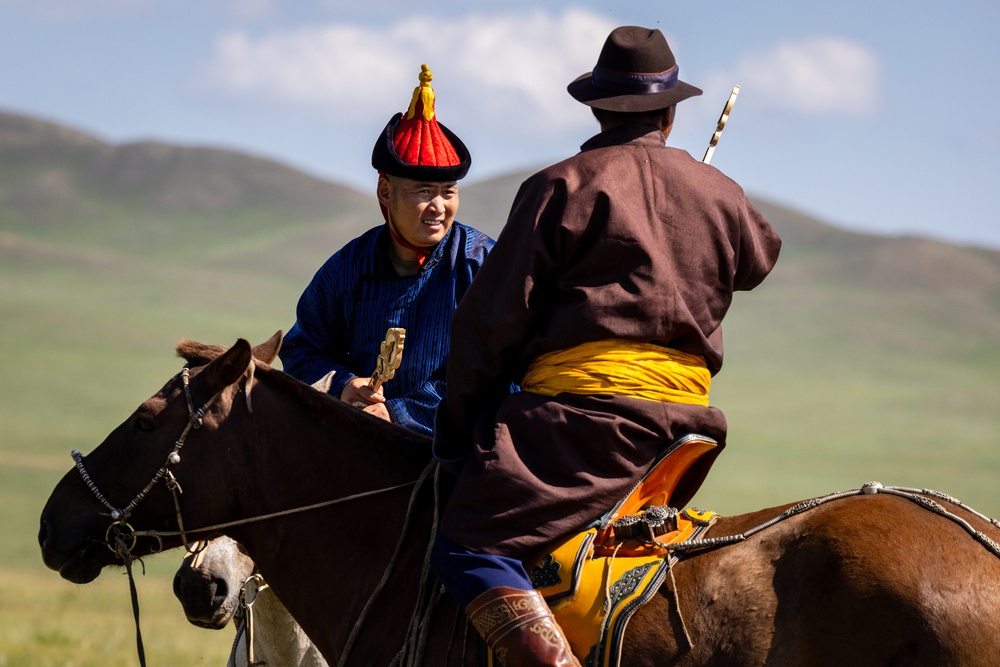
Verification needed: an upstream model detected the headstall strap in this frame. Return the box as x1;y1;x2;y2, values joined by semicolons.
182;366;197;420
70;365;225;549
240;573;269;667
165;468;191;551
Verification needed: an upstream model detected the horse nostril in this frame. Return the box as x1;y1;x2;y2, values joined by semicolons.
38;512;50;549
213;577;229;602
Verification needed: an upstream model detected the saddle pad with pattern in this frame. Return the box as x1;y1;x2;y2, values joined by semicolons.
483;509;715;667
483;435;721;667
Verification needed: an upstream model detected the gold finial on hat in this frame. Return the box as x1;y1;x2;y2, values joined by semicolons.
406;64;436;122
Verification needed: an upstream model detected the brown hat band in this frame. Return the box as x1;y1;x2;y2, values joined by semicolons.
591;64;679;95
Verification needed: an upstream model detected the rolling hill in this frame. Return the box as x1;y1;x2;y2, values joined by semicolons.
1;107;998;663
0;109;374;269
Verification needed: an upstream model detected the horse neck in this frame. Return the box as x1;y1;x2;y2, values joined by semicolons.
242;588;329;667
237;368;433;501
226;369;440;663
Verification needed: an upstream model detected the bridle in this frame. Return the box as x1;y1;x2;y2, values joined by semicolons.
71;366;221;555
68;360;428;666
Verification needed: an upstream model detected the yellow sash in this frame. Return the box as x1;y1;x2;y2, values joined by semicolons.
521;339;710;405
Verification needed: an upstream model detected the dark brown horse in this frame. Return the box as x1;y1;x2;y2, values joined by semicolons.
39;336;1000;665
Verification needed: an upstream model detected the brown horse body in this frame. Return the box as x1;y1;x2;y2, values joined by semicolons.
39;337;1000;665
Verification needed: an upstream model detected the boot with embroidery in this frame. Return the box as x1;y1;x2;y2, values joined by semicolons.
467;586;582;667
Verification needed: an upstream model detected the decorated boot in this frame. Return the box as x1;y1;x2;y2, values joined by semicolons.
466;586;582;667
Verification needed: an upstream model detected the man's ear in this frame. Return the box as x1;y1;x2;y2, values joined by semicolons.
661;106;676;131
376;175;392;207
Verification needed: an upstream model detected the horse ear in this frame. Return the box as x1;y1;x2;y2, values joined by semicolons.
251;330;283;365
311;370;337;394
199;339;253;394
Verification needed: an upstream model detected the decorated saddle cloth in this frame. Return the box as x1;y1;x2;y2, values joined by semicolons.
483;434;720;667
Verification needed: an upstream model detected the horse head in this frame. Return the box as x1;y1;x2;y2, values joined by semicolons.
174;536;330;667
38;332;282;584
173;537;254;629
40;330;440;663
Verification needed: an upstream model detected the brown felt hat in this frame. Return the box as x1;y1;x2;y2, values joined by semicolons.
568;26;702;112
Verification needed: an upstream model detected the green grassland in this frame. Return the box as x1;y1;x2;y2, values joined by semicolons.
0;565;234;666
2;111;999;663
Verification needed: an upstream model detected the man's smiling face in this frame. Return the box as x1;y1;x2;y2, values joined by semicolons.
379;174;459;259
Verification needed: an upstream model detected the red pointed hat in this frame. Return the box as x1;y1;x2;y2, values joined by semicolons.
372;64;471;181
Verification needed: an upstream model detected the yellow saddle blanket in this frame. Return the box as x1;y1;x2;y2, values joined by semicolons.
484;434;720;667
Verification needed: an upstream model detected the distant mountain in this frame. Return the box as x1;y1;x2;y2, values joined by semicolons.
0;109;373;265
5;106;998;292
0;109;370;215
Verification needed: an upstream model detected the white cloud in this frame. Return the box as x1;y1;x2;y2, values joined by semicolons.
191;9;616;135
728;37;883;117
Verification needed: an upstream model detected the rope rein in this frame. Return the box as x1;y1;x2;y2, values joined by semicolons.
72;364;421;546
398;464;445;667
336;460;437;667
130;481;419;542
668;480;1000;559
108;527;147;667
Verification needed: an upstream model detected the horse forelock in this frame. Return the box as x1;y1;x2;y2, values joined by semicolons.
176;339;228;366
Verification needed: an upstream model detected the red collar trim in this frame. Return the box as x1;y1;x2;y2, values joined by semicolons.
384;218;431;266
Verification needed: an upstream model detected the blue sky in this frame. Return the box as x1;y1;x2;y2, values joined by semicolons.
1;0;998;249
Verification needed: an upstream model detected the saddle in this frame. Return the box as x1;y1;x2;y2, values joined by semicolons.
485;434;720;667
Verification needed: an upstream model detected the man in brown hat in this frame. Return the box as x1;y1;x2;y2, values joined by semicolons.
429;26;782;665
280;65;494;436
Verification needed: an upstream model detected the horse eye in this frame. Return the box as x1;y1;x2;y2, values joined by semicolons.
133;399;165;432
133;415;156;431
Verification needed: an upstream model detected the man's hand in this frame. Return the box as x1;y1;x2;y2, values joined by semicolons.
340;377;391;422
360;402;391;421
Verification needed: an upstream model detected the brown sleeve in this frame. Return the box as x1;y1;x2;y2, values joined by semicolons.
733;195;782;291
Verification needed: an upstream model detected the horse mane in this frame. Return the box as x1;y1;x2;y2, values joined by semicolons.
258;363;431;448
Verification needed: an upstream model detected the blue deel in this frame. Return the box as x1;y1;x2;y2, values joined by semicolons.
279;222;493;436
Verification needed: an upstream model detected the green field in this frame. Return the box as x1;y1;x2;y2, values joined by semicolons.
2;112;999;664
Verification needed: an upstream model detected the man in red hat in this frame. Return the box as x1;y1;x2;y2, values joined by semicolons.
430;26;782;665
280;65;493;436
